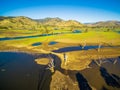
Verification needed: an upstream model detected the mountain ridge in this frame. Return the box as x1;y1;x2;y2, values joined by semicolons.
85;20;120;27
0;16;120;30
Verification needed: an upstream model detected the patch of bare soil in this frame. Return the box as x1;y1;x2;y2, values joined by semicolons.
50;71;79;90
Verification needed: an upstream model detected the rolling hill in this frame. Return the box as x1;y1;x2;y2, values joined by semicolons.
86;21;120;27
0;16;37;30
34;17;84;27
0;16;84;30
0;16;120;30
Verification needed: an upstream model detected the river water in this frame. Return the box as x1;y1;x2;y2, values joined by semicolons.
0;52;40;90
0;52;120;90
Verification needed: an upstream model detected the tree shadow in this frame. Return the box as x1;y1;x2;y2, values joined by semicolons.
88;56;120;68
36;53;92;90
37;66;53;90
100;67;120;88
36;53;65;90
111;74;120;84
52;46;100;53
76;72;92;90
38;53;120;90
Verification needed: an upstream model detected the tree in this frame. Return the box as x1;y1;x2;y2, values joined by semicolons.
84;28;88;33
44;26;52;34
70;25;75;32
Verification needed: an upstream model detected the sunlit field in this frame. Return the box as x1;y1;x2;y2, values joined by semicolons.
0;21;120;90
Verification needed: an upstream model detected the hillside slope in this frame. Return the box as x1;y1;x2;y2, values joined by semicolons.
0;16;37;30
86;21;120;27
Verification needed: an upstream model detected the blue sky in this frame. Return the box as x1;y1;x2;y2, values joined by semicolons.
0;0;120;23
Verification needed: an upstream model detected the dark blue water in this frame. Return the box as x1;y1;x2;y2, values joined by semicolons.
52;46;101;53
0;31;82;41
0;52;120;90
0;35;43;41
49;41;58;45
0;52;40;90
32;42;42;46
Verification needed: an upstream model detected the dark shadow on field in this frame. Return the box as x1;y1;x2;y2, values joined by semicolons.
111;74;120;84
52;46;99;53
37;66;53;90
37;54;120;90
100;67;120;88
52;44;120;53
76;72;92;90
36;54;65;90
89;56;120;68
36;53;92;90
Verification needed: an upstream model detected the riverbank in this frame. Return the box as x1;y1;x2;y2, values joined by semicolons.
1;43;120;70
0;31;120;90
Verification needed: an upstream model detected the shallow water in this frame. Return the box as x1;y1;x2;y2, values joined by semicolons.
48;41;58;45
53;45;101;53
32;42;42;46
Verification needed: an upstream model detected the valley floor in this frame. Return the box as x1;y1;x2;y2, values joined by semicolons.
0;31;120;90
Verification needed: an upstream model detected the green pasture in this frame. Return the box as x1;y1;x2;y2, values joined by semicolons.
0;31;120;47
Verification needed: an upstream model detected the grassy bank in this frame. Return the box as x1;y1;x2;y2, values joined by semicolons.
0;31;120;47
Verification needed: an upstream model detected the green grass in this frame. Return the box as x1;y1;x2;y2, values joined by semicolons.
55;31;120;39
0;28;71;38
53;30;71;33
0;29;42;38
0;31;120;47
0;35;56;46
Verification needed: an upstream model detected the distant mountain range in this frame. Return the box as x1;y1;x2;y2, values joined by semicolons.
34;17;83;27
85;21;120;27
0;16;120;30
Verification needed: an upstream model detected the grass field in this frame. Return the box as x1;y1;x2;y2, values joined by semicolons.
0;30;120;61
0;31;120;47
0;29;120;90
